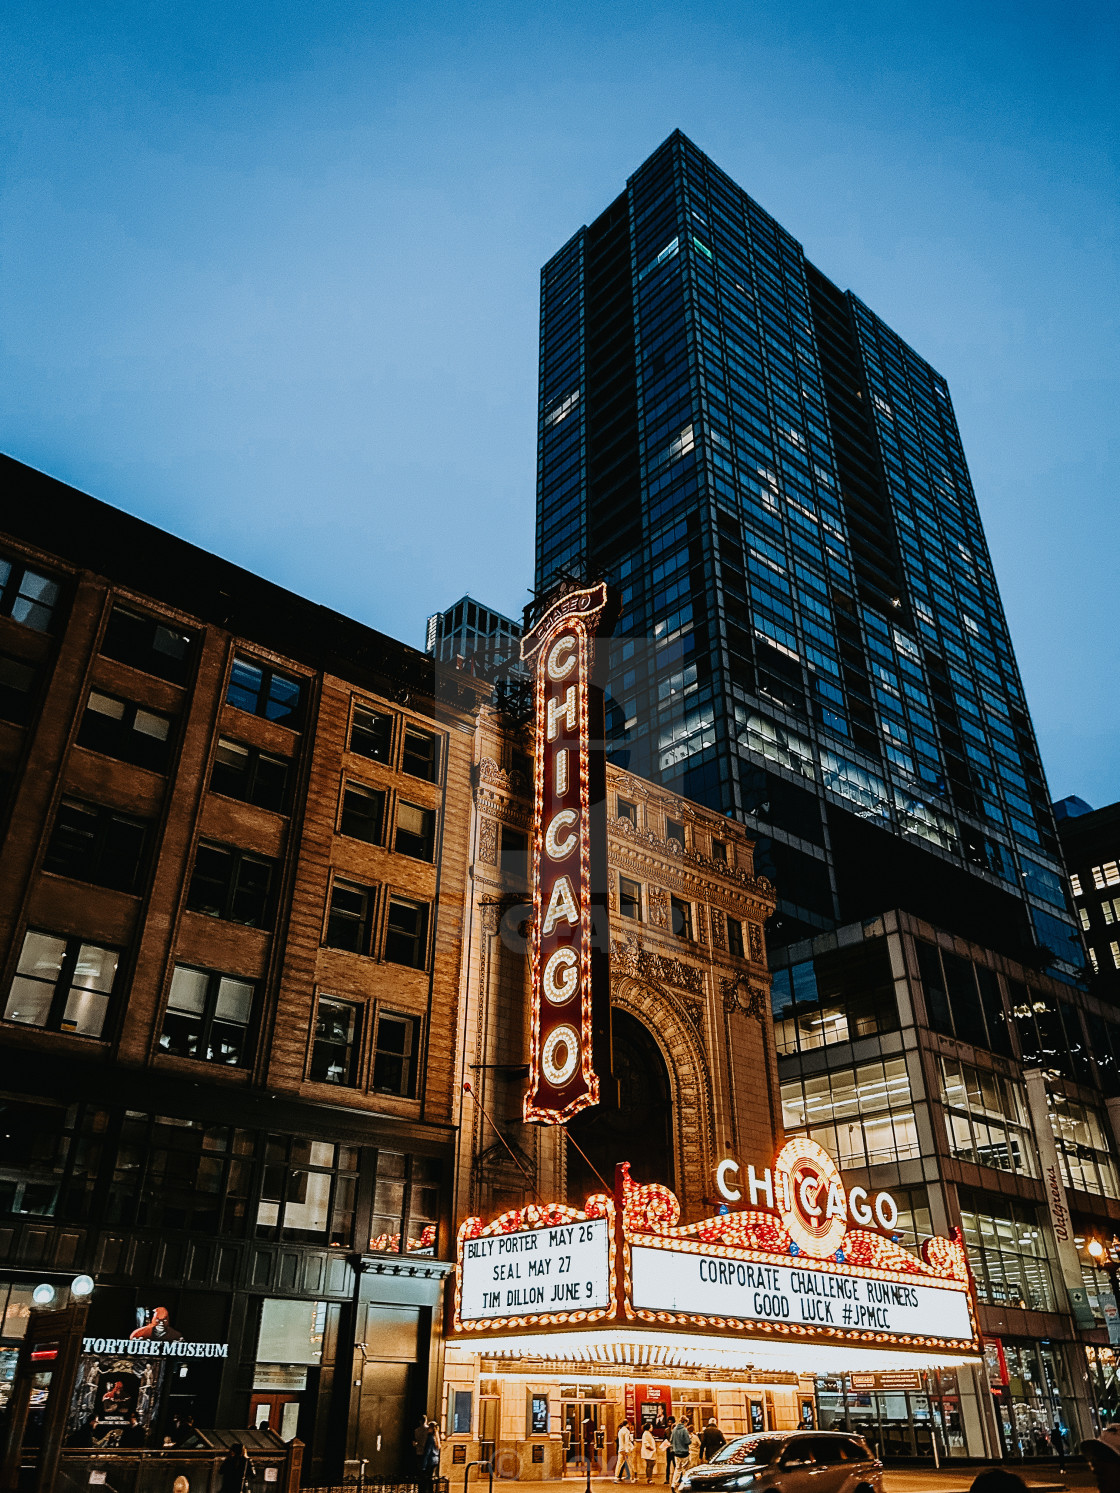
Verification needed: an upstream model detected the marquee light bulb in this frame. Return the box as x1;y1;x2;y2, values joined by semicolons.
1088;1239;1105;1261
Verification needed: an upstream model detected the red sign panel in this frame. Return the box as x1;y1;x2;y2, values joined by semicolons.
521;583;614;1124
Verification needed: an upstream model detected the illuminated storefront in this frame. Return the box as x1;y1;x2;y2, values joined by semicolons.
440;1143;986;1477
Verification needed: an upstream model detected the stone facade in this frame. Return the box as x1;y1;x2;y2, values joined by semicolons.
453;702;780;1227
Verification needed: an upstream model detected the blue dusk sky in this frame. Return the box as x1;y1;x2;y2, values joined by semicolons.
1;1;1116;804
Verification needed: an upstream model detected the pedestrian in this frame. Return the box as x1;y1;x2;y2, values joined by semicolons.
969;1472;1029;1493
219;1443;254;1493
583;1414;596;1471
689;1426;701;1466
642;1427;657;1484
119;1412;146;1448
420;1419;441;1491
670;1418;692;1487
1082;1426;1120;1493
665;1416;677;1485
413;1414;432;1474
616;1419;635;1482
699;1419;726;1463
1053;1421;1066;1471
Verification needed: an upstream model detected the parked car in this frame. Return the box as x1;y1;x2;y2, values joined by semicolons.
678;1431;883;1493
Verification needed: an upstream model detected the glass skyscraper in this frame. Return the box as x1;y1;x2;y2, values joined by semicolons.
535;131;1079;970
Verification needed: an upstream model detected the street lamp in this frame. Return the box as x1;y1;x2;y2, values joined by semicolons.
71;1275;95;1298
31;1284;56;1307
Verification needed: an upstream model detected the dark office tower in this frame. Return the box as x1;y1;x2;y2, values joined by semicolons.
536;131;1080;971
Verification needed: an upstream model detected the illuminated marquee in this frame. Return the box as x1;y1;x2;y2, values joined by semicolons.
715;1139;900;1255
520;582;615;1124
453;1152;979;1356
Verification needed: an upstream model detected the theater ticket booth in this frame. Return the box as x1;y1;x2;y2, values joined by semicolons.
440;1143;992;1480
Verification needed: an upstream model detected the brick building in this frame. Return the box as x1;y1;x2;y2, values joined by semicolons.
0;454;488;1480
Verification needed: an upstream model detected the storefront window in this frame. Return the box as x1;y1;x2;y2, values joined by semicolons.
957;1190;1058;1313
996;1341;1069;1458
1048;1094;1120;1199
939;1057;1037;1177
257;1298;326;1365
781;1056;919;1167
1086;1345;1120;1428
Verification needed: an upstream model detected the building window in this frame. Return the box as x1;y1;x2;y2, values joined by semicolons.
187;843;275;927
402;726;440;781
395;802;435;861
1071;873;1083;897
957;1189;1057;1312
0;1100;107;1222
385;897;429;969
619;876;642;921
1103;899;1120;926
372;1012;418;1097
256;1137;358;1247
4;930;120;1038
100;605;193;684
105;1112;256;1235
370;1150;442;1255
211;738;290;813
915;940;1012;1056
309;997;362;1085
77;691;173;772
43;798;149;893
159;965;254;1065
711;837;727;863
666;818;685;847
1092;862;1120;891
1079;907;1091;931
0;652;39;725
670;896;693;940
226;656;302;726
617;797;637;824
325;879;376;955
770;940;899;1055
1049;1095;1120;1199
727;917;745;957
339;782;385;844
350;705;393;763
500;827;528;885
1090;947;1100;973
0;559;59;632
939;1057;1036;1177
781;1056;918;1168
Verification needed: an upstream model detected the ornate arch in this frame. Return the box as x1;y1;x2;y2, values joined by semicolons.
610;975;715;1214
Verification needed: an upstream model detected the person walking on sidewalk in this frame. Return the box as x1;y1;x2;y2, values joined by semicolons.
664;1416;678;1485
1052;1420;1066;1471
670;1419;692;1487
641;1427;657;1484
616;1420;635;1482
699;1419;726;1464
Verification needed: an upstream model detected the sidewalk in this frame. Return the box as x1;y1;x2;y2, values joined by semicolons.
512;1470;1086;1493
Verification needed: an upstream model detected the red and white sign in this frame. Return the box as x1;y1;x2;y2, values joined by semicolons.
520;583;615;1124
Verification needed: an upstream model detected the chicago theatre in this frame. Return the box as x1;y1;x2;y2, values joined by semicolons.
441;583;991;1477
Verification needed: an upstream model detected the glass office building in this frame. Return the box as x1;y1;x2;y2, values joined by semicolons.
536;131;1079;970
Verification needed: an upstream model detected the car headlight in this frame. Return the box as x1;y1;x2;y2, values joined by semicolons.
728;1477;756;1489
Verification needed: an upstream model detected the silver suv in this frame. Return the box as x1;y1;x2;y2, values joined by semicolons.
678;1431;883;1493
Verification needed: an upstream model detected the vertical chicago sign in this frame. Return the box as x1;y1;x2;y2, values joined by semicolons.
520;583;616;1124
